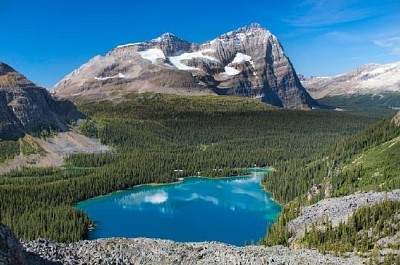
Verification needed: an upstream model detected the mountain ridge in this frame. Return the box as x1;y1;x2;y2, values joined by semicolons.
53;24;317;109
0;61;83;140
301;61;400;99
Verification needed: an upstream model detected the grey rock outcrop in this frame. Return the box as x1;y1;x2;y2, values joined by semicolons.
0;62;84;140
23;238;365;265
0;223;27;265
53;23;318;109
287;189;400;239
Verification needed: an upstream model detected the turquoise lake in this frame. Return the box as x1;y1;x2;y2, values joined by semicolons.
76;169;281;246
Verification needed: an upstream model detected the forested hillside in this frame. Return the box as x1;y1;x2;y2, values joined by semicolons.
318;92;400;117
0;94;375;242
264;111;400;262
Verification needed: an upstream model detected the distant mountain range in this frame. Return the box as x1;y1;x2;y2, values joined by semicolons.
0;62;83;140
53;23;317;109
301;61;400;99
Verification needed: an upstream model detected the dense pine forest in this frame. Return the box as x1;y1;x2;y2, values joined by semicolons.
318;92;400;117
264;109;400;262
0;94;381;242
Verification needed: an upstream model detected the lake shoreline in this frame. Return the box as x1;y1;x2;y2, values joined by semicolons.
76;167;280;245
75;167;275;204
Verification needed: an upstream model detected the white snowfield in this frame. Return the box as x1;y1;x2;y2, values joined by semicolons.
224;66;240;76
169;51;219;71
232;53;252;64
138;48;166;63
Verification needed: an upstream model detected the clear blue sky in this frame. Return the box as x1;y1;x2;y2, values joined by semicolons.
1;0;399;87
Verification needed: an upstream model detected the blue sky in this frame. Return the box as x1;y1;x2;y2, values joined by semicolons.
1;0;399;87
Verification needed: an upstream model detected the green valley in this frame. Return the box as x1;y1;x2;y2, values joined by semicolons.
0;94;377;242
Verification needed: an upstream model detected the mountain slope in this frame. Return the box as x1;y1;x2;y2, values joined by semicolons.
301;61;400;99
264;112;400;261
0;62;83;140
263;111;400;204
53;24;317;109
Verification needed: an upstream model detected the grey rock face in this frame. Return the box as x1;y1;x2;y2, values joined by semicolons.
0;223;27;265
0;62;84;140
53;23;317;109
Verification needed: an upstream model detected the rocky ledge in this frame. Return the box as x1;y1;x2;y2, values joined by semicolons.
22;238;365;265
288;189;400;239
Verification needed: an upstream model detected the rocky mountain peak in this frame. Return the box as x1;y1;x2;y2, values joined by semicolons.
147;32;192;56
0;62;34;88
229;23;265;34
217;23;270;41
153;32;181;43
53;24;318;109
0;61;16;75
0;62;84;140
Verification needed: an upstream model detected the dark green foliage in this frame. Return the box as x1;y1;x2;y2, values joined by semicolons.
301;200;400;255
15;206;92;242
0;141;19;162
264;114;400;204
30;126;60;139
318;92;400;117
0;94;376;242
262;199;300;246
65;153;115;168
264;113;400;248
78;119;99;138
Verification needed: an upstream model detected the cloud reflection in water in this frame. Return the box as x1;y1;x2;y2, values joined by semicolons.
116;175;271;215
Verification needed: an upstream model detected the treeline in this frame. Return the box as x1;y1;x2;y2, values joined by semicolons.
0;140;19;162
318;92;400;118
0;94;377;242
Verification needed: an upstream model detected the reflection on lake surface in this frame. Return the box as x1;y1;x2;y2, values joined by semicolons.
76;171;281;246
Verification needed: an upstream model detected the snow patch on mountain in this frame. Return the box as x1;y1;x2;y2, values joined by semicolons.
138;49;166;64
117;43;140;49
232;53;252;64
224;66;240;76
53;23;317;109
95;73;126;81
169;51;219;71
302;61;400;99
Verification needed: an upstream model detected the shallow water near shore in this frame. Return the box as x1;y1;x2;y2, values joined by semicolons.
76;169;281;246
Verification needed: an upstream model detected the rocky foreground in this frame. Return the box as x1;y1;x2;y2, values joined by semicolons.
0;223;365;265
22;238;365;265
6;189;400;264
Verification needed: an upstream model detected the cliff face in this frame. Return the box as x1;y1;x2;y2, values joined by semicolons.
0;62;84;140
53;24;317;109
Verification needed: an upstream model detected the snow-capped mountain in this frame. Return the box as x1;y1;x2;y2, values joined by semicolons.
302;62;400;99
53;23;317;109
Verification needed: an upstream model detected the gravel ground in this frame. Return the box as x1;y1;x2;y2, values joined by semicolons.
23;238;365;265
